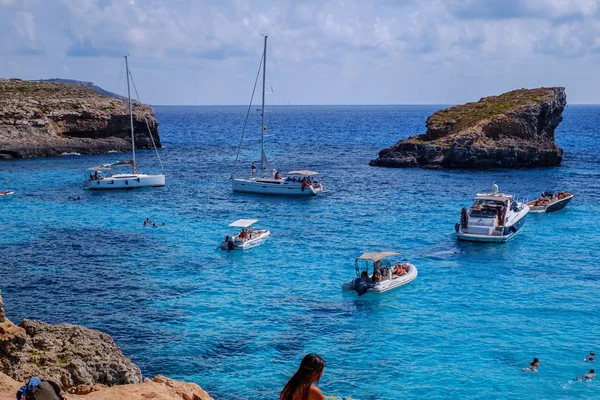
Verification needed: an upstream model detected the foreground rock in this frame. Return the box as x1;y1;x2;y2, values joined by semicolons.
0;372;213;400
370;87;566;168
0;77;160;159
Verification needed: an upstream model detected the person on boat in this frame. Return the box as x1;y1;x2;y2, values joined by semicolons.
371;266;384;282
393;263;407;276
274;170;281;180
239;229;247;240
585;351;596;362
497;207;504;226
360;270;369;279
280;353;326;400
251;162;257;178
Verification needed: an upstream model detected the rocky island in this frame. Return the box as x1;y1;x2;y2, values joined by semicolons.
0;292;212;400
370;87;566;168
0;78;160;159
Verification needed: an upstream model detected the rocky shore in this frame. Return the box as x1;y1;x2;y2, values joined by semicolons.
370;87;566;169
0;292;212;400
0;78;160;159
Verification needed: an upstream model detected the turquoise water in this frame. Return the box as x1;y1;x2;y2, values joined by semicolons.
1;105;599;399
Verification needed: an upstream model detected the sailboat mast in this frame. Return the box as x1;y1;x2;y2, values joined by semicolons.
125;55;137;174
260;35;267;177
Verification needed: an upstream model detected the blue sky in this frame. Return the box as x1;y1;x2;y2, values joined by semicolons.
1;0;599;105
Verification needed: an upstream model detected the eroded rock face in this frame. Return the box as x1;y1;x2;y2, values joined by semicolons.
13;319;142;389
0;78;160;159
370;87;566;168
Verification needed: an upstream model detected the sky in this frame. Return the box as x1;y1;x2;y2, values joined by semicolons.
1;0;599;105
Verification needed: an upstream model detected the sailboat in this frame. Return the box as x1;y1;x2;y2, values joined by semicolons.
230;36;326;196
84;56;165;190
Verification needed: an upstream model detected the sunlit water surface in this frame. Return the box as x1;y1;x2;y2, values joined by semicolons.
1;105;599;399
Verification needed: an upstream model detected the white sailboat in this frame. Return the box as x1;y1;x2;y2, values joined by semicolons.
230;36;326;196
84;56;165;190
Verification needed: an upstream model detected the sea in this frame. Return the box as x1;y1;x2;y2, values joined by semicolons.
1;105;599;399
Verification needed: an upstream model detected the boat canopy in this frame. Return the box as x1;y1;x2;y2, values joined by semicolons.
229;219;258;228
475;195;511;202
357;251;400;262
288;170;319;176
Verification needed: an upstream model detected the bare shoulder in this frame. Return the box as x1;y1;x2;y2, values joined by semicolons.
308;385;326;400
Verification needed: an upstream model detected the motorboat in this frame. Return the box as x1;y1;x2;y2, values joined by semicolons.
219;219;270;251
0;190;14;198
455;184;529;243
232;170;327;196
528;191;574;213
342;252;417;295
230;35;326;196
84;56;165;190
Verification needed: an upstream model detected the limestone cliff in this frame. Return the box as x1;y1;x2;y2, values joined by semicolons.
370;87;566;168
0;78;160;159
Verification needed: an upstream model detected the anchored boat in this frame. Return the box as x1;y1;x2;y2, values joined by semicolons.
455;184;529;243
528;191;574;213
220;219;270;251
0;190;14;198
84;56;165;190
230;35;326;197
342;252;417;295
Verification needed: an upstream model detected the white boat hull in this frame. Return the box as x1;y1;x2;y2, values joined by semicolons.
342;263;418;294
0;191;14;198
85;174;165;190
220;230;270;250
232;178;324;196
456;204;529;243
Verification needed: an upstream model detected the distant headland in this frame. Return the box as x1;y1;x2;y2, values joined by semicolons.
370;87;566;169
0;78;160;159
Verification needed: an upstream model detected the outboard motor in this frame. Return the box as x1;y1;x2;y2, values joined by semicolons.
353;278;369;296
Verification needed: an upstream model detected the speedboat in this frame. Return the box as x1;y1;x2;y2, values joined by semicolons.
455;184;529;243
232;170;327;196
0;190;14;198
84;55;165;190
342;252;417;295
528;191;574;213
219;219;270;251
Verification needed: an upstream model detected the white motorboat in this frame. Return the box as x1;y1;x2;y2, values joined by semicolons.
342;252;418;295
455;184;529;243
0;190;14;198
84;56;165;190
219;219;270;251
528;191;574;213
230;35;326;196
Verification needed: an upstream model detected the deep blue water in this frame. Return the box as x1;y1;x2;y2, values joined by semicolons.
1;105;599;399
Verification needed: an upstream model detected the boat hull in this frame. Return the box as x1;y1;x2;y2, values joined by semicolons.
85;174;165;190
232;178;320;196
342;264;418;294
0;191;14;198
220;230;270;250
456;206;528;243
529;194;573;213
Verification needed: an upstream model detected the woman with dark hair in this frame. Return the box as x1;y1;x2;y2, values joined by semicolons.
280;354;326;400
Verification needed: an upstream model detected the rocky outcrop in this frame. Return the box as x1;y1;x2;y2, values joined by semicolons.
0;372;213;400
0;294;213;399
370;87;566;168
0;78;160;159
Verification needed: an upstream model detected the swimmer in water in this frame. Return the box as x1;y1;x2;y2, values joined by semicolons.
585;351;596;362
574;369;596;382
522;357;540;372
